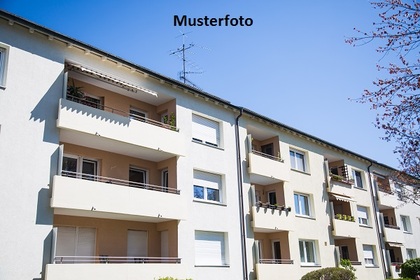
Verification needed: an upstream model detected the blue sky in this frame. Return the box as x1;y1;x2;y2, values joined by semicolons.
0;0;400;168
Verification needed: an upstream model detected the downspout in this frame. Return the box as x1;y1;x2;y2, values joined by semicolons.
367;161;387;279
235;107;248;280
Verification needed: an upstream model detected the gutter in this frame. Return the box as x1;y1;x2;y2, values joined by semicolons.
235;107;248;280
367;161;387;279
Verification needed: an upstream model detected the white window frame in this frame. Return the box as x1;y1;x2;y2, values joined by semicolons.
299;240;318;265
62;154;99;179
401;215;412;233
0;45;9;89
129;107;147;122
352;169;364;189
193;170;223;204
290;149;307;172
192;113;221;148
294;193;312;217
195;231;228;266
363;245;376;267
407;248;417;260
272;240;281;260
357;205;369;226
129;166;148;187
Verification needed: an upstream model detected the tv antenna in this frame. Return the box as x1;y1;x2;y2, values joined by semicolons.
169;31;204;89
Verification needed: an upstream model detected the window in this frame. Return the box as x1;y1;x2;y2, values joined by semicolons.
62;155;98;180
294;193;311;217
261;143;274;156
299;240;317;265
55;226;96;258
268;191;277;205
395;184;403;200
401;215;412;233
195;231;227;266
290;149;306;172
357;206;369;226
374;174;390;192
130;107;147;122
193;170;222;203
192;114;220;147
340;246;350;260
0;46;8;88
407;249;417;260
353;170;364;189
363;245;375;266
129;166;147;187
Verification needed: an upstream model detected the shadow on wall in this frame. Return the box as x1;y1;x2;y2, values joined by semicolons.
29;72;62;145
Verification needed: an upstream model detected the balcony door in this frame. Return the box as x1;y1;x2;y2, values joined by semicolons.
55;226;96;262
62;155;98;180
272;240;282;260
127;230;148;261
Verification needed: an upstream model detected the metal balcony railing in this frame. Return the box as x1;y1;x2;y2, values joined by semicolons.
259;259;294;264
66;95;178;131
252;150;284;162
61;170;180;195
53;256;181;264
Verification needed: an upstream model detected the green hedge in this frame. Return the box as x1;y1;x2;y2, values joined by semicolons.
400;258;420;279
301;267;356;280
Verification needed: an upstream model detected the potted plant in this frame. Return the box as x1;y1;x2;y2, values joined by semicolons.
336;213;343;220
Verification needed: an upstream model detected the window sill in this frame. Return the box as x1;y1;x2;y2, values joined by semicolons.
195;265;230;268
359;224;373;229
193;199;227;207
365;265;379;268
354;187;367;191
300;264;321;267
403;231;413;235
0;85;5;90
291;168;310;175
192;139;224;150
295;214;315;220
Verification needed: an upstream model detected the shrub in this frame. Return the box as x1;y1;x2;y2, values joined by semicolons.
301;267;356;280
400;258;420;279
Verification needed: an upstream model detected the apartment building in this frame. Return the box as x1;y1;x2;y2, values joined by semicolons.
0;10;418;280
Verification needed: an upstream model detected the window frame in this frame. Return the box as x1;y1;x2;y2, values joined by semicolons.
299;239;318;265
129;166;148;187
401;215;412;233
289;149;307;172
357;205;370;226
194;230;228;266
352;169;364;189
0;45;9;89
193;170;223;204
192;113;221;148
363;244;376;267
294;193;312;217
129;107;147;122
62;154;99;180
406;248;417;260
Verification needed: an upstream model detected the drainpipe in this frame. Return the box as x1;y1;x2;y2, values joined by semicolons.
235;107;248;280
367;161;387;279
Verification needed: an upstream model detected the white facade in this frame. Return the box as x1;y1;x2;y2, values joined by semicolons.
0;10;419;280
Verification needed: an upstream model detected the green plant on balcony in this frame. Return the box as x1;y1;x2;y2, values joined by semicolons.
330;173;345;182
67;79;85;99
335;213;343;220
163;112;177;131
156;277;192;280
269;204;278;210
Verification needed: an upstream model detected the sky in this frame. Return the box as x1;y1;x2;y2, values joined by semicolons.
0;0;401;168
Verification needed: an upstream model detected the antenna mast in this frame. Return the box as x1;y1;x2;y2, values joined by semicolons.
170;31;203;88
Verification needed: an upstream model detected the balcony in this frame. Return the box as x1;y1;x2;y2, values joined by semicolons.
57;98;185;161
383;225;405;244
332;217;360;238
247;151;290;185
45;261;186;280
51;173;186;221
377;188;399;208
251;205;294;232
256;262;296;279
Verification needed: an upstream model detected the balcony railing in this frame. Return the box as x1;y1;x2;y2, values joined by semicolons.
66;95;178;131
53;256;181;264
61;171;180;195
252;150;284;162
384;224;400;230
259;259;293;264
